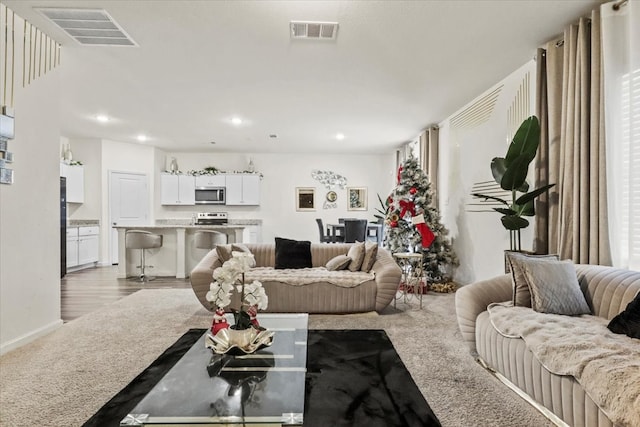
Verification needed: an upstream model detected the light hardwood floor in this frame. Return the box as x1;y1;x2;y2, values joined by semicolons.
61;266;191;322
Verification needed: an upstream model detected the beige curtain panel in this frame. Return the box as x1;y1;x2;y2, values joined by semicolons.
419;127;439;208
535;10;612;265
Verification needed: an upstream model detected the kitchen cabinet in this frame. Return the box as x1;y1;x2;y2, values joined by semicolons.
60;163;84;203
195;175;226;188
161;173;195;205
66;227;79;268
78;226;99;265
226;174;260;206
243;225;262;243
67;226;99;269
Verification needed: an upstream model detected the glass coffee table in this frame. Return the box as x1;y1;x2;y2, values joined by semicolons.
121;313;308;426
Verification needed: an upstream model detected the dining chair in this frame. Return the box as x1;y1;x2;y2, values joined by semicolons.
315;218;333;243
338;217;357;224
343;219;368;243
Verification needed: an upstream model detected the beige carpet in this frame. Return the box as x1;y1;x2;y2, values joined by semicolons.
0;289;552;427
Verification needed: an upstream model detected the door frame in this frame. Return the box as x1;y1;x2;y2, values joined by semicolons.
108;170;150;265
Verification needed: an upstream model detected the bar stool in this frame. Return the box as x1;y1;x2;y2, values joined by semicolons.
125;230;163;281
194;230;228;249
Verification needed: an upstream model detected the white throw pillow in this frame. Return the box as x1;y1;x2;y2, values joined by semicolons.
522;259;591;315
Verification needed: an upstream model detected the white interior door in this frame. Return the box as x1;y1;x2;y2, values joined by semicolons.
109;171;149;264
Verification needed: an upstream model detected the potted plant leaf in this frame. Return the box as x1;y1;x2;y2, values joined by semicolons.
373;193;390;223
472;115;555;251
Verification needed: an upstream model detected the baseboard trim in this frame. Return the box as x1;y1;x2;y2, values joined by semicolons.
0;319;63;356
477;357;569;427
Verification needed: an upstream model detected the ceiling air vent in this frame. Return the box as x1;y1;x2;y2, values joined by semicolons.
290;21;338;40
35;8;137;46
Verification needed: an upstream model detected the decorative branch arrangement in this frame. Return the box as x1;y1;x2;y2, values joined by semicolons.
311;169;347;189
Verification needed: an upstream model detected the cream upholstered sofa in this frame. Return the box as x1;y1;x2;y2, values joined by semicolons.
190;243;402;313
455;264;640;427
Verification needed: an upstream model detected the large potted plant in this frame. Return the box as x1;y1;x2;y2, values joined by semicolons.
472;115;555;251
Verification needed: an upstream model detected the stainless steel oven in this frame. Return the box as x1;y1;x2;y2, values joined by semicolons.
195;187;226;205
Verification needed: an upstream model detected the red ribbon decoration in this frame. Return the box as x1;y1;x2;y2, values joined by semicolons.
398;199;416;219
397;165;403;184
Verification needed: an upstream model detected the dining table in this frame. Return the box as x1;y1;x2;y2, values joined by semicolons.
326;222;383;245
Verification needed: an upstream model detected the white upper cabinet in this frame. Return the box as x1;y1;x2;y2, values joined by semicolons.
60;163;85;203
161;173;195;205
195;175;226;188
226;174;260;206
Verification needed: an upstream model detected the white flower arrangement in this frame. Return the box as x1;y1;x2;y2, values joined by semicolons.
206;252;268;330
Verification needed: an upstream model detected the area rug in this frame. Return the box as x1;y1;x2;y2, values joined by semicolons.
0;288;554;427
83;329;441;427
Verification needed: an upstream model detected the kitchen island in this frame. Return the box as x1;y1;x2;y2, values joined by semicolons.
113;224;247;279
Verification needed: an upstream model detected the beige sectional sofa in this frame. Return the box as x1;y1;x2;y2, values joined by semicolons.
190;242;402;313
455;264;640;427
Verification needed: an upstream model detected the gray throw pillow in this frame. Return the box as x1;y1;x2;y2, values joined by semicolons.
216;244;233;262
360;242;378;273
506;252;559;307
216;243;255;266
522;259;591;315
326;254;352;271
347;241;366;272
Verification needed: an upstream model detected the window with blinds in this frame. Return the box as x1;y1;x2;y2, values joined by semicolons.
620;68;640;270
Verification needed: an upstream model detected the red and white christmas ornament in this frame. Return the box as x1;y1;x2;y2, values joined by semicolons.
211;308;229;335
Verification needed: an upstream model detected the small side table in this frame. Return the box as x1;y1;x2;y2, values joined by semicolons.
393;252;425;309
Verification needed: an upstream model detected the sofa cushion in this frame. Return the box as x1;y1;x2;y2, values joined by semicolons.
216;243;254;264
522;259;591;315
361;242;378;273
506;252;559;307
326;255;352;271
216;244;233;262
274;237;312;269
608;292;640;339
347;241;366;272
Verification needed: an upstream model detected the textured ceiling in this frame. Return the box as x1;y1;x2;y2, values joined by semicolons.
3;0;602;154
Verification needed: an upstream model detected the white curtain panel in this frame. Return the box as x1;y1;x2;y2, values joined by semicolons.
601;0;640;270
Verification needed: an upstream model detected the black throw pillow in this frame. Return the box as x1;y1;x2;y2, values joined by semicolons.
607;292;640;339
274;237;312;269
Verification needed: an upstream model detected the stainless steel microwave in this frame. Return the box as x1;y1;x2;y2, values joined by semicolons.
195;187;226;205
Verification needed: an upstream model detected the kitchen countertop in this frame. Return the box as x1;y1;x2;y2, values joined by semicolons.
114;222;248;279
68;219;100;227
113;224;246;229
154;219;262;226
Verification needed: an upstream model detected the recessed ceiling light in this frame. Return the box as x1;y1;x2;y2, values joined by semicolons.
336;133;345;140
231;117;243;125
137;134;147;142
96;114;109;123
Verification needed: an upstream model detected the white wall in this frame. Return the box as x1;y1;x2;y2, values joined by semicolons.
439;60;536;284
0;18;62;354
100;140;158;265
61;139;397;269
155;152;398;243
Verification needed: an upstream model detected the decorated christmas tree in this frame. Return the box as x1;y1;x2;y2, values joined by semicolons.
384;155;458;290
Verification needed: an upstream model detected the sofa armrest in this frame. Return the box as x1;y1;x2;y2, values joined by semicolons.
189;248;221;310
372;249;402;312
455;274;512;356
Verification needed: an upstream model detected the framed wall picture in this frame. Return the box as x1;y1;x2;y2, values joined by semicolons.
296;187;316;211
347;187;367;211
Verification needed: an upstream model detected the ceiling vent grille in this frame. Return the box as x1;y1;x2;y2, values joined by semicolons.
35;8;137;46
290;21;338;40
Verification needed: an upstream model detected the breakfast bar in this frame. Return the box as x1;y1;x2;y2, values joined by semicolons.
113;224;246;279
